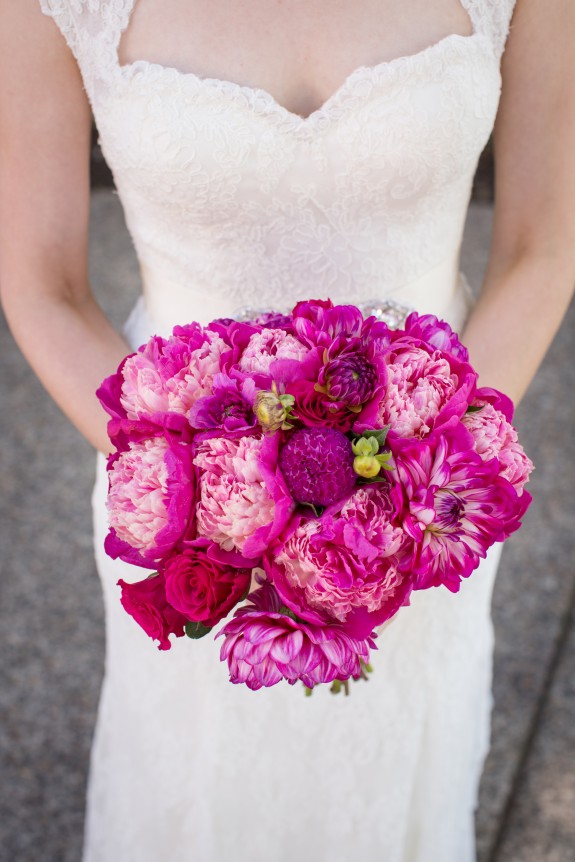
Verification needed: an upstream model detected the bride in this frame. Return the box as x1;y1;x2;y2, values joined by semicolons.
1;1;574;860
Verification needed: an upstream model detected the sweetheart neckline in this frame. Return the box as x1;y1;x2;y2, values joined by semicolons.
115;29;490;130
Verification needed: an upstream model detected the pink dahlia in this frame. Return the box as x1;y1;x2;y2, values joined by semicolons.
193;433;293;559
278;427;356;507
265;485;410;638
217;580;375;690
462;400;533;495
356;342;476;439
393;426;532;592
105;435;195;568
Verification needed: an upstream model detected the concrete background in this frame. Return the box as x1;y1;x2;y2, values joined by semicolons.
1;191;574;861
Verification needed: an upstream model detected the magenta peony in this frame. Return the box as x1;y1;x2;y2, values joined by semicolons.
105;435;195;568
292;299;365;347
403;312;470;361
118;574;187;650
188;372;258;434
163;539;251;627
266;485;410;638
217;580;375;689
278;427;356;506
393;426;532;592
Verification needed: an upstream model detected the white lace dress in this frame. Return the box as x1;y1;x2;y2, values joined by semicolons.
39;2;516;860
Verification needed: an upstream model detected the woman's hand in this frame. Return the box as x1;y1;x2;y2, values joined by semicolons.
461;0;575;406
0;0;130;454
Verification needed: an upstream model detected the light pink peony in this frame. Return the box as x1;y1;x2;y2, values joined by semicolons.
238;328;308;375
217;579;375;690
462;402;533;495
193;434;293;558
356;343;476;439
119;329;227;419
266;485;411;638
105;436;195;567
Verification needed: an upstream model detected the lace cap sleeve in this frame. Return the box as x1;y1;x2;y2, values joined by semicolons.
38;1;134;101
464;0;517;60
39;0;82;59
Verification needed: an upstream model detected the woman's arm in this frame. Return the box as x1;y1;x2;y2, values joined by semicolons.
0;0;131;454
461;0;575;405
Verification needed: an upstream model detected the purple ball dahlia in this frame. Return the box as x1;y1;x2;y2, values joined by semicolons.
278;427;356;507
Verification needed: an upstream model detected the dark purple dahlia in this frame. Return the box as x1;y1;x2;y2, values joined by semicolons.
322;351;378;408
278;427;356;507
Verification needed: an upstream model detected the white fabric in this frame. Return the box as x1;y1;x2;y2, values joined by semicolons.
39;1;516;859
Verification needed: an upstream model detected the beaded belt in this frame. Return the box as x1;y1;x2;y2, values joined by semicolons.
232;298;414;330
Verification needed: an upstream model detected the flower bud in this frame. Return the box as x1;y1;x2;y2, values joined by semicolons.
352;437;379;457
353;455;381;479
254;391;287;432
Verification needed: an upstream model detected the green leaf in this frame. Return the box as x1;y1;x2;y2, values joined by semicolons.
185;620;213;640
466;404;484;414
362;426;391;447
375;452;392;464
300;501;324;518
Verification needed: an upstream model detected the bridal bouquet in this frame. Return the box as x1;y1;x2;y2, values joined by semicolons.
97;299;533;691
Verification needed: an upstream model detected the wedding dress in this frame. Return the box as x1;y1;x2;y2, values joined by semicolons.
39;2;517;859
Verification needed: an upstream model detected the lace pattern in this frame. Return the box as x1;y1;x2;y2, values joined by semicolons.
38;1;517;328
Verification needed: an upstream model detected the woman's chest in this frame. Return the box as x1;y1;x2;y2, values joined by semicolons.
117;0;475;119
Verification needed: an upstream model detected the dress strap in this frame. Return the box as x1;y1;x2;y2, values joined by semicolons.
38;0;134;101
461;0;518;60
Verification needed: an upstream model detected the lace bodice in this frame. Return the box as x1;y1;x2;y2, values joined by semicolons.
40;0;515;333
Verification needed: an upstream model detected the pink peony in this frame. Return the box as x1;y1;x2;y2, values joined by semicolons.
98;327;227;443
463;401;533;495
118;574;187;650
238;328;308;375
105;435;195;568
163;539;251;628
164;330;227;413
193;434;294;558
217;579;375;689
266;485;411;638
393;426;532;592
356;342;476;439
